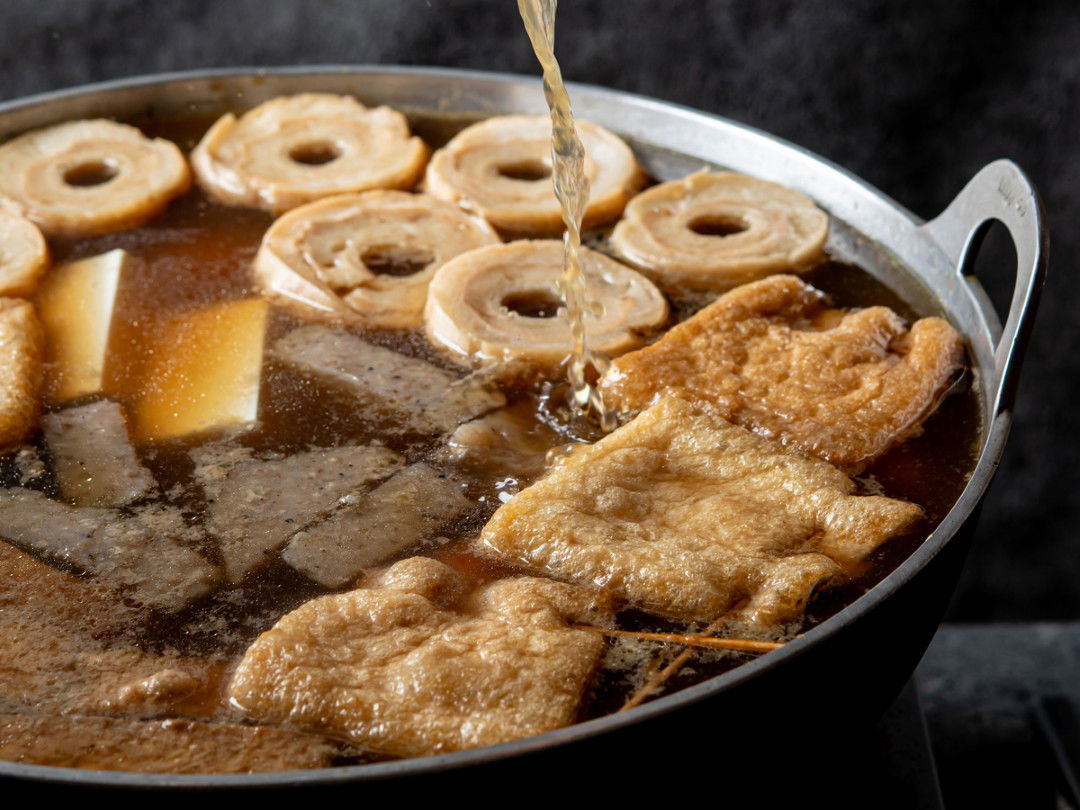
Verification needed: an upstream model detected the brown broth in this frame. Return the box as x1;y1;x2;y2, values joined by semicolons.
0;112;981;768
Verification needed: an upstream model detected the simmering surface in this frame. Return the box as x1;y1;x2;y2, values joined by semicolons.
0;112;982;772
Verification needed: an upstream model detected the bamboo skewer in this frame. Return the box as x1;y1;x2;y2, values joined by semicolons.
600;618;785;712
620;644;696;712
579;626;784;654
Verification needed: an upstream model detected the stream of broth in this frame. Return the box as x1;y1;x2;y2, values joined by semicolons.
518;0;616;431
0;109;982;765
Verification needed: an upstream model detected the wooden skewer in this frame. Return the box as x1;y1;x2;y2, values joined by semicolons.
620;645;695;712
575;626;784;654
617;617;728;712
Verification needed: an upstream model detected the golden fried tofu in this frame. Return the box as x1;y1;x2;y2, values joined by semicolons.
229;556;612;757
480;397;923;627
600;275;964;468
0;298;43;450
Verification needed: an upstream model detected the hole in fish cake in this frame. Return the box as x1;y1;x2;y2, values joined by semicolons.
497;160;552;182
501;290;562;318
288;141;342;166
360;246;434;277
688;214;748;237
63;160;119;187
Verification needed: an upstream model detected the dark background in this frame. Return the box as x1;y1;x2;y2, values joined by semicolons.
0;0;1075;622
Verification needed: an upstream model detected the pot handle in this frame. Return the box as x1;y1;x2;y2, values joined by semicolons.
919;159;1048;415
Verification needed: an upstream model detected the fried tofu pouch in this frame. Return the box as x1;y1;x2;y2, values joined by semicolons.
228;557;612;757
600;274;964;468
480;397;923;628
0;298;43;449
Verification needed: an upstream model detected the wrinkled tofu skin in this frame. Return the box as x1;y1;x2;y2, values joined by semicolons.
601;275;965;468
229;557;612;757
480;397;923;627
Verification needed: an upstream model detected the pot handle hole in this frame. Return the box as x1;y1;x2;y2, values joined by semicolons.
919;159;1048;415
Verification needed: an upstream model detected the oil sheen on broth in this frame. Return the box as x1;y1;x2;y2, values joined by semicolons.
0;109;981;769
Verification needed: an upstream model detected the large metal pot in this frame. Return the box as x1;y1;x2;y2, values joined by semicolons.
0;67;1047;792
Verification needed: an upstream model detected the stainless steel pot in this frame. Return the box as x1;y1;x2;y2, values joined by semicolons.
0;66;1047;791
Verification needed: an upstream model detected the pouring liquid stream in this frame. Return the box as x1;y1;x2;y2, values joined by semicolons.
517;0;617;433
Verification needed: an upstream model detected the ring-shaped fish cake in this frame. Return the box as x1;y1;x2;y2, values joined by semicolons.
424;115;644;236
192;94;430;214
424;240;668;370
610;171;829;291
0;120;190;237
254;190;499;329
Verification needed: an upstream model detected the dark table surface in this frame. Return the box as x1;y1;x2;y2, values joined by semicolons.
1;2;1077;804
